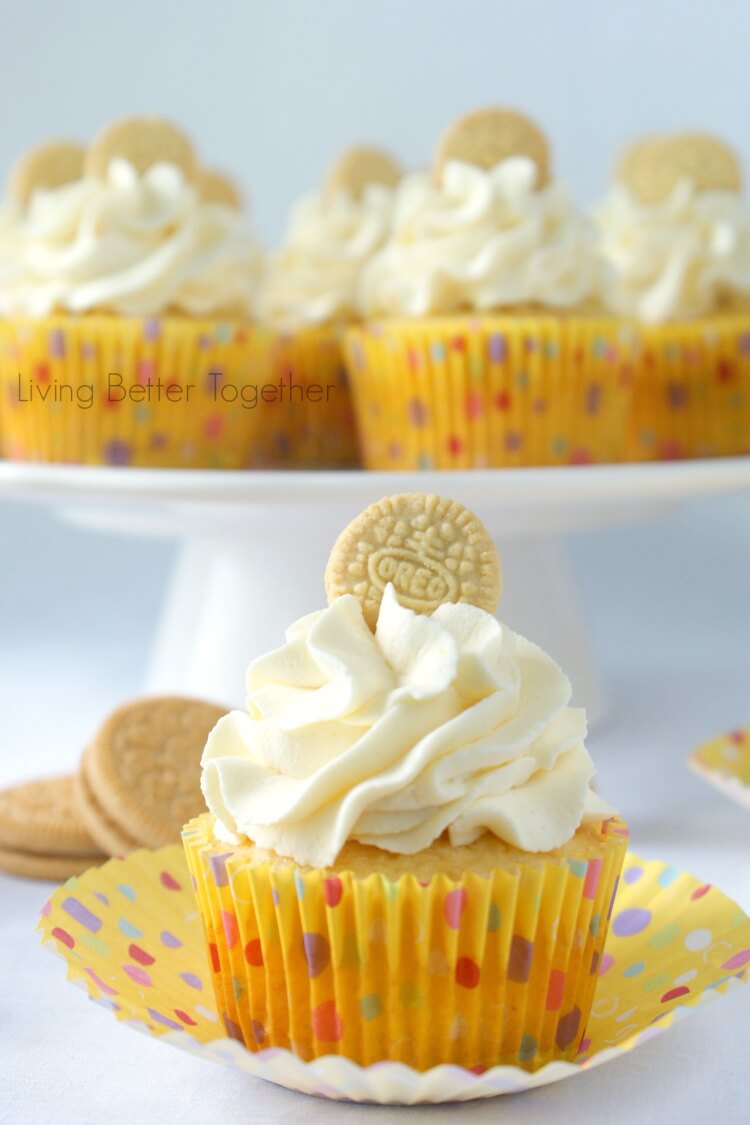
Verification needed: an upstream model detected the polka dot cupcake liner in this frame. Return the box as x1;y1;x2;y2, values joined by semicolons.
343;315;750;470
181;812;629;1071
689;726;750;812
344;316;637;470
0;315;291;469
38;839;750;1103
627;316;750;461
270;325;361;468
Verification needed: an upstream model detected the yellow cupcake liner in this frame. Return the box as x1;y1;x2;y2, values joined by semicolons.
37;841;750;1102
0;315;288;469
343;315;750;470
181;812;629;1070
627;316;750;461
689;726;750;811
270;325;361;467
344;316;637;469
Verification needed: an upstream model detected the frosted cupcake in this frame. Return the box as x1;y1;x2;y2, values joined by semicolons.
258;146;401;467
183;493;628;1071
595;131;750;460
0;118;274;468
345;108;634;470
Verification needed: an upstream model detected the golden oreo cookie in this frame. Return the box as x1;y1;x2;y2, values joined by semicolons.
74;755;140;857
85;115;198;181
325;493;502;629
435;107;550;186
0;775;103;882
0;775;102;858
77;696;226;853
325;145;402;201
198;167;243;209
0;845;101;882
8;140;85;207
618;132;742;203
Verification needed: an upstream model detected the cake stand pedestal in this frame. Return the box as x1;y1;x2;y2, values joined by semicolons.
2;458;750;722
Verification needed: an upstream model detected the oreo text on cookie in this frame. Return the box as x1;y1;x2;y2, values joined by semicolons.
368;547;456;609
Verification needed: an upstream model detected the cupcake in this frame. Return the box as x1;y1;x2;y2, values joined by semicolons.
259;145;402;467
595;131;750;460
345;108;634;470
0;117;275;469
183;493;628;1072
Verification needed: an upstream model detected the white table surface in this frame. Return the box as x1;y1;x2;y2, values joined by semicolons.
1;493;749;1125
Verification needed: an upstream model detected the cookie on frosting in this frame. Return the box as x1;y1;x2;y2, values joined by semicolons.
198;167;243;209
434;107;550;187
617;132;742;203
325;492;502;628
85;115;198;181
324;145;402;201
8;140;86;207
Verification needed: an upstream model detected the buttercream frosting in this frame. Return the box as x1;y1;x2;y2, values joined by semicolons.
201;584;611;867
358;157;600;318
0;158;264;317
595;179;750;322
260;184;395;329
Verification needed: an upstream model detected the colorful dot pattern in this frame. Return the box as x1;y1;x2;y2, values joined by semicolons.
343;315;750;471
269;326;361;469
0;316;359;470
689;726;750;812
38;839;750;1100
180;813;632;1071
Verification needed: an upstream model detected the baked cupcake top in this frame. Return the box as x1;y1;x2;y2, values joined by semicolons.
259;145;401;331
595;132;750;323
0;117;264;318
359;108;600;319
201;493;613;868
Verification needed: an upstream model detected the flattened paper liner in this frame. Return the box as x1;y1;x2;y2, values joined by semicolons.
182;812;628;1070
38;846;750;1103
689;727;750;812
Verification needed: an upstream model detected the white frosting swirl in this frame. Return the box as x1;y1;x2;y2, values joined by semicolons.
358;158;600;318
259;185;395;329
595;180;750;322
0;159;264;317
201;585;611;868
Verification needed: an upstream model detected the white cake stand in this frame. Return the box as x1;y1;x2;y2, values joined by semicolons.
2;458;750;721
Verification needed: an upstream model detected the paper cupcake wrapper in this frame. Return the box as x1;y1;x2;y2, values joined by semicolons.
180;814;630;1070
270;325;361;468
0;315;289;469
689;727;750;811
628;316;750;461
344;316;637;469
343;314;750;470
37;843;750;1103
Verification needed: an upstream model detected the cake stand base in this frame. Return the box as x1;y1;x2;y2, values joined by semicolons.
3;458;749;725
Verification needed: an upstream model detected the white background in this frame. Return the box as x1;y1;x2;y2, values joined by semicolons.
2;0;750;242
1;2;750;1122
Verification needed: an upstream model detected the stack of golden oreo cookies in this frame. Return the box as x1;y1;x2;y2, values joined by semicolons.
0;695;225;882
0;777;104;880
